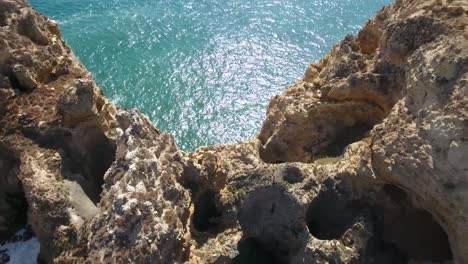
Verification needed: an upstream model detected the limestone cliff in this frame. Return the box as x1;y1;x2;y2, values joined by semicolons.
0;0;467;263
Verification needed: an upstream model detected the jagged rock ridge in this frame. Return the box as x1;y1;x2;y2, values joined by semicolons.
0;0;467;263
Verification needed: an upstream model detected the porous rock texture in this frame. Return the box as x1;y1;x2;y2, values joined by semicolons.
0;0;467;263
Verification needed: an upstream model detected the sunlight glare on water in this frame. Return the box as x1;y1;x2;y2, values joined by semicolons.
30;0;392;151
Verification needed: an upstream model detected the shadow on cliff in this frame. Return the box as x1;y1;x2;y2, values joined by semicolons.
305;180;453;263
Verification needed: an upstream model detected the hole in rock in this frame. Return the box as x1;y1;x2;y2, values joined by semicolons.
318;122;374;157
192;189;221;232
306;184;361;240
232;238;281;264
282;166;303;184
7;74;28;92
0;146;29;239
0;193;28;239
306;181;453;262
81;133;116;203
237;187;308;264
372;186;453;262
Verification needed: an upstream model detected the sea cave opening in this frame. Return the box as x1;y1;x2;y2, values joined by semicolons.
305;181;453;263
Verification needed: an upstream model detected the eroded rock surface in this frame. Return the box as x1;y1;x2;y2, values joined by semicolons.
0;0;466;263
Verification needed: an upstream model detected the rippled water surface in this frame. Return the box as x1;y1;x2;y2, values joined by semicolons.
30;0;392;151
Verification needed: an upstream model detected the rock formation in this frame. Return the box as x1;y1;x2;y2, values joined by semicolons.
0;0;467;263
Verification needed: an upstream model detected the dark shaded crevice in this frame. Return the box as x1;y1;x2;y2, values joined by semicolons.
180;160;203;194
232;238;281;264
23;128;116;204
381;209;452;262
282;166;304;184
306;181;453;263
306;184;362;240
192;189;221;232
0;16;7;27
376;185;453;262
58;132;116;204
0;193;28;239
7;73;27;93
79;133;116;203
0;145;21;194
361;233;408;264
0;146;30;240
316;122;374;158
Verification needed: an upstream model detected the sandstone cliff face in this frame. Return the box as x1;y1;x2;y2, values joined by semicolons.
0;0;467;263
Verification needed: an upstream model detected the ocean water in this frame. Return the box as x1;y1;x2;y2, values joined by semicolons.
29;0;392;151
0;228;40;264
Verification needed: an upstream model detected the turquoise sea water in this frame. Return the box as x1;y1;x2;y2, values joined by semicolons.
30;0;392;151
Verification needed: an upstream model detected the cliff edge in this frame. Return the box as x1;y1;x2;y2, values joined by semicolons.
0;0;467;263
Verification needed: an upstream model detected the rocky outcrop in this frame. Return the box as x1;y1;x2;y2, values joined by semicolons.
0;0;467;263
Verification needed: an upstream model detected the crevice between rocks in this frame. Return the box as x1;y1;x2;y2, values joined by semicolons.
0;144;31;243
192;189;222;233
24;127;116;204
7;72;28;93
0;131;115;261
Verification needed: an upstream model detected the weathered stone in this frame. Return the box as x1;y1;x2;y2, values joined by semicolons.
11;64;37;91
0;0;466;263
